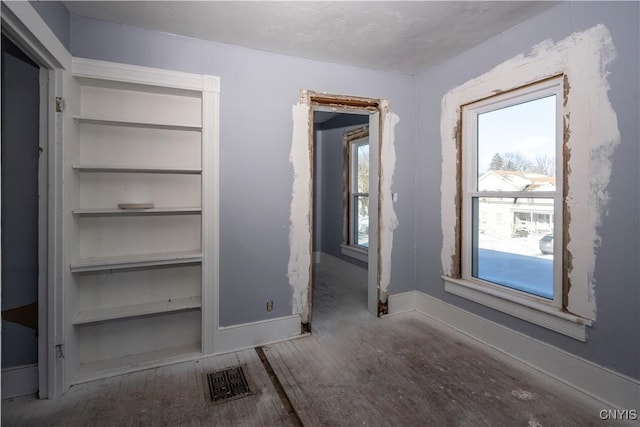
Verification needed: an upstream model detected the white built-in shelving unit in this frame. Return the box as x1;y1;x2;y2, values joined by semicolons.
67;58;219;384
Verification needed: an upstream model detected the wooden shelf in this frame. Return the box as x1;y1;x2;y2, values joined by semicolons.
72;207;201;217
73;165;201;174
73;343;202;384
69;61;214;385
70;251;202;273
73;296;201;325
73;115;202;131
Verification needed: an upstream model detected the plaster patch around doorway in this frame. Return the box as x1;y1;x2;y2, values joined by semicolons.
288;97;398;322
379;111;400;303
440;24;619;320
288;103;312;323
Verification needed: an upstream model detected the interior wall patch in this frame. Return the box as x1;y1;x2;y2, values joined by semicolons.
288;103;312;324
379;109;399;302
440;24;619;320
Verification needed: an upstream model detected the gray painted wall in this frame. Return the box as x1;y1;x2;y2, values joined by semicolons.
314;114;369;269
48;1;637;379
29;0;70;49
70;16;417;327
1;35;40;367
415;2;639;379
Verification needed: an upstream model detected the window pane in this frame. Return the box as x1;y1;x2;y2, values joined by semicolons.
477;96;556;191
472;197;554;299
356;143;369;193
354;195;369;248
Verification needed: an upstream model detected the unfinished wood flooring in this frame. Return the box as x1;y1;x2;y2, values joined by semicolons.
2;350;296;426
2;255;604;426
263;256;603;427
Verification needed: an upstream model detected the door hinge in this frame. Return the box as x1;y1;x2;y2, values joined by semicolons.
55;344;65;359
55;97;65;113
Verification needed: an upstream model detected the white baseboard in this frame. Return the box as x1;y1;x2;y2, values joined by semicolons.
340;244;368;263
386;291;415;316
2;364;38;398
214;314;304;355
387;290;640;411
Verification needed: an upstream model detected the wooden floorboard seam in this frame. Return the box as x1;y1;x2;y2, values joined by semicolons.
255;346;304;427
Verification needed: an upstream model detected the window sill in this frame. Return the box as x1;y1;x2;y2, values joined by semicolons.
340;244;368;263
442;276;591;341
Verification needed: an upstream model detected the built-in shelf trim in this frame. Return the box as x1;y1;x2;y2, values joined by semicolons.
73;165;202;174
70;251;203;273
73;343;202;384
73;296;202;325
72;115;202;131
72;207;202;217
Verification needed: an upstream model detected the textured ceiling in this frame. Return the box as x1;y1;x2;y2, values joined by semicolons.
63;1;557;74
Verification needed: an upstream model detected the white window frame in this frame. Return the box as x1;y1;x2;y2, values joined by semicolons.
462;77;564;306
350;138;369;247
341;127;369;262
440;28;621;343
445;76;592;341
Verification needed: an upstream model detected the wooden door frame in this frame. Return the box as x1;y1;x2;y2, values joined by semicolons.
301;91;388;332
1;1;70;398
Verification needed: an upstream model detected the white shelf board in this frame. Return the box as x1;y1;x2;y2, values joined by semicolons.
73;165;201;174
72;207;202;217
73;343;202;384
73;115;202;131
73;296;201;325
70;251;202;273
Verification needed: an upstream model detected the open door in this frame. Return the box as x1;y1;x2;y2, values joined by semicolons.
1;33;42;398
2;1;70;398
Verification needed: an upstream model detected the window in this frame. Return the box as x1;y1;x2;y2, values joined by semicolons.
440;28;619;341
341;126;369;260
461;77;563;305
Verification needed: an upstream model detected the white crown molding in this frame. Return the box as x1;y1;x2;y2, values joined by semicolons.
72;57;220;93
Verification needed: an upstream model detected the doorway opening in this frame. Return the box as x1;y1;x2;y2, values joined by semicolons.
311;109;372;329
2;2;67;398
288;90;399;336
1;33;45;398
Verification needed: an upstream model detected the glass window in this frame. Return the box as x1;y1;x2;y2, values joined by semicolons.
351;139;369;248
462;77;563;304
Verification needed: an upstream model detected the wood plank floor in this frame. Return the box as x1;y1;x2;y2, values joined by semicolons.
264;257;605;427
2;255;608;426
2;350;295;426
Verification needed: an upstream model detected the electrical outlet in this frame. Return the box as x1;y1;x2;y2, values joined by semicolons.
266;300;274;312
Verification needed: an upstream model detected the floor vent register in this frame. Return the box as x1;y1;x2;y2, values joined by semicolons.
204;366;252;404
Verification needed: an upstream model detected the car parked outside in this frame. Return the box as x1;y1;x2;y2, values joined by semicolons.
539;233;553;254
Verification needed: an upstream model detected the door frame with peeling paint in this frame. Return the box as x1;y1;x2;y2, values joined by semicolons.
297;91;389;327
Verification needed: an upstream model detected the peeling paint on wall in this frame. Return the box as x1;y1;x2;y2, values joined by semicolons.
379;110;400;302
440;24;619;321
288;103;312;323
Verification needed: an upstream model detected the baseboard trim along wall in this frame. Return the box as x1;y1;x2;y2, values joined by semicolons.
71;315;305;385
2;364;38;399
387;290;640;411
214;314;304;355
